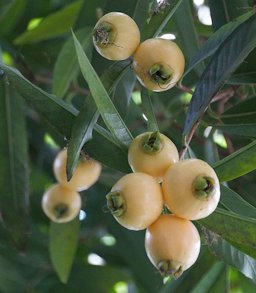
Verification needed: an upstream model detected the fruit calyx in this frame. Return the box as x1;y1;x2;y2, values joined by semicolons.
140;131;163;154
192;176;215;199
106;191;125;217
54;203;69;219
149;63;173;85
158;260;184;279
93;21;116;47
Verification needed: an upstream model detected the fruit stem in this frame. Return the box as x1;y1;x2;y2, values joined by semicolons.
106;191;125;217
93;21;116;47
141;131;163;154
149;63;173;85
158;260;184;279
192;176;215;199
54;203;69;219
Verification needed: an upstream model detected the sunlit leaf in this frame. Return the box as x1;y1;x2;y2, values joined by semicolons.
72;31;133;149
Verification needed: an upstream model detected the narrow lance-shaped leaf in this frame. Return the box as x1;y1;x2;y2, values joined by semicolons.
53;27;93;98
220;185;256;219
213;140;256;182
0;75;29;250
67;60;132;180
0;64;130;173
184;12;256;136
202;229;256;283
14;0;83;44
199;208;256;259
49;218;80;283
184;10;255;77
72;31;133;149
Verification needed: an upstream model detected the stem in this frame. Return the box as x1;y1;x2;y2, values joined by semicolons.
192;176;215;199
149;63;173;85
179;121;199;160
93;21;116;47
106;191;125;217
140;131;163;154
158;260;184;279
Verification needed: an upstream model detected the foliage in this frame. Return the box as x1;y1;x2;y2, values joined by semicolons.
0;0;256;292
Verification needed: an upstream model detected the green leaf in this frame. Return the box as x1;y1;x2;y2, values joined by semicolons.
0;76;29;250
213;140;256;182
0;64;130;173
67;98;99;180
189;262;226;293
14;0;83;44
67;60;132;180
202;229;256;283
144;0;184;39
199;208;256;259
49;218;80;283
228;72;256;84
173;0;203;77
141;87;159;132
214;124;256;138
52;27;93;98
220;96;256;124
220;185;256;218
0;63;77;138
72;31;133;149
184;13;256;136
0;0;27;35
184;10;254;77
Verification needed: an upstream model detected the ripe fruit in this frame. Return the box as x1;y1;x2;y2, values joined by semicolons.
162;159;220;220
128;131;179;183
145;214;201;278
132;38;185;91
42;184;81;223
106;173;163;230
93;12;140;60
53;149;101;192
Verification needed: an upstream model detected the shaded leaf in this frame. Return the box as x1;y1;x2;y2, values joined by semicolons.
214;124;256;138
184;13;256;136
72;31;133;149
228;72;256;84
220;96;256;124
174;0;203;77
220;185;256;218
203;229;256;283
0;63;77;138
213;140;256;182
49;218;80;283
184;10;254;77
0;0;27;35
14;0;83;44
144;0;184;39
67;97;99;180
141;87;159;132
0;64;130;173
199;208;256;259
52;27;93;98
190;261;226;293
0;76;29;250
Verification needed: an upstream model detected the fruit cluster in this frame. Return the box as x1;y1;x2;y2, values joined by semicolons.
106;131;220;278
41;149;102;223
93;12;185;92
